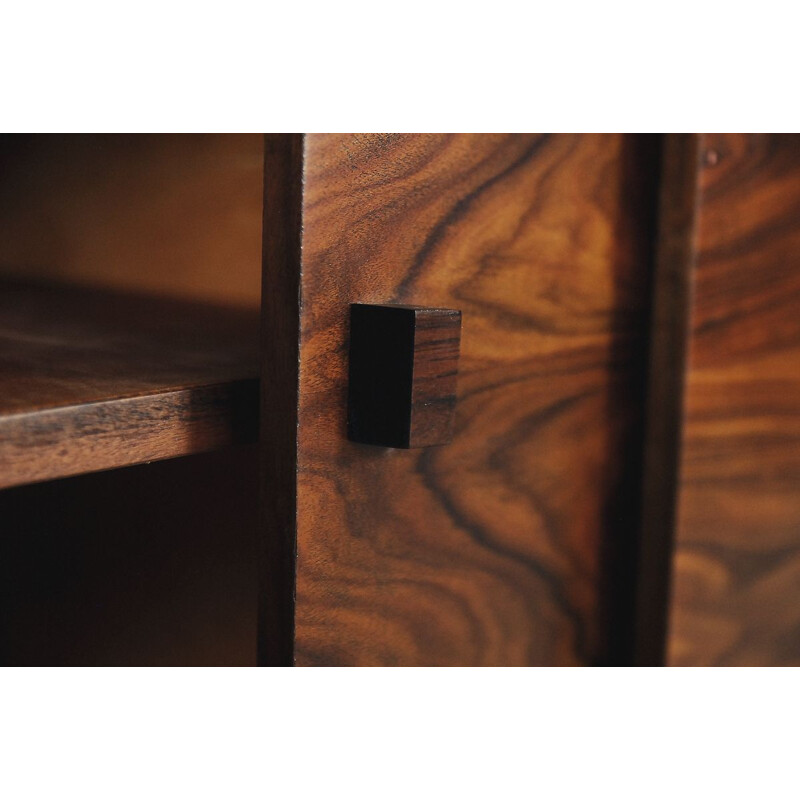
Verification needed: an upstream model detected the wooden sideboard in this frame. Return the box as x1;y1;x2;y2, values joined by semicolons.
0;133;797;666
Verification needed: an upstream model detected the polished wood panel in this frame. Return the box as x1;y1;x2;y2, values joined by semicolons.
0;134;263;306
0;280;259;488
663;134;800;666
260;134;659;666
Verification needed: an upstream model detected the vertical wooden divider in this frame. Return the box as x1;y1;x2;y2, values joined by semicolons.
259;134;304;665
634;134;701;665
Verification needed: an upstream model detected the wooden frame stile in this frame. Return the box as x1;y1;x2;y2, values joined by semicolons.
634;133;701;665
259;134;304;666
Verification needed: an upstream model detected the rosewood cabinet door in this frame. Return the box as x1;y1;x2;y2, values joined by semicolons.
638;133;800;666
261;134;660;666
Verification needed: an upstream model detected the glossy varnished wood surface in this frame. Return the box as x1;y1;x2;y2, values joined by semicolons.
0;280;259;488
279;134;658;666
666;134;800;665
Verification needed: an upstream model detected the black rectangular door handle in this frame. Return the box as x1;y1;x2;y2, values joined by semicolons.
347;303;462;448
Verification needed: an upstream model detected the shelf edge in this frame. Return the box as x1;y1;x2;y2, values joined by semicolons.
0;378;259;490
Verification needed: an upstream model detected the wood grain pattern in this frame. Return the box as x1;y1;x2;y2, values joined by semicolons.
0;134;263;306
0;280;259;488
407;306;461;447
664;134;800;666
264;134;660;666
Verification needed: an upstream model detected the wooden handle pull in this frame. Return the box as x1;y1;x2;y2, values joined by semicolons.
347;303;461;448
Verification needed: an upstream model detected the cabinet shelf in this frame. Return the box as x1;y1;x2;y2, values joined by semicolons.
0;280;259;489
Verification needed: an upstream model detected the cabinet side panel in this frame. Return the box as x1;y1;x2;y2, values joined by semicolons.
296;134;658;666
